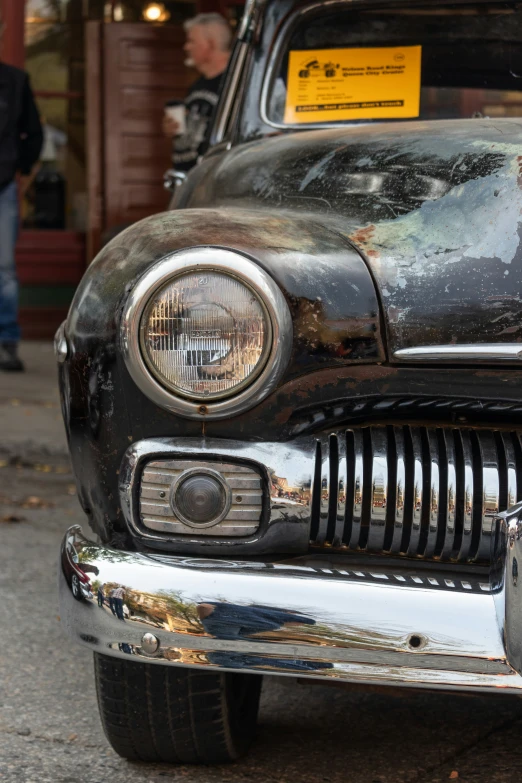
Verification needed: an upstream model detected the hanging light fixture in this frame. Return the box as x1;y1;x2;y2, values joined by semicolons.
143;2;170;22
105;3;124;21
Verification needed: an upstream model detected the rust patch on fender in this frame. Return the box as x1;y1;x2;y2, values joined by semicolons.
349;224;376;247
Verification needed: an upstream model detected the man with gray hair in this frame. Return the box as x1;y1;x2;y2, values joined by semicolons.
163;13;232;172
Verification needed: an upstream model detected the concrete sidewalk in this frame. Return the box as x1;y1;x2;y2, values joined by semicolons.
0;342;68;460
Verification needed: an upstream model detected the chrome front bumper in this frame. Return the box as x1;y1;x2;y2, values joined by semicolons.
59;508;522;693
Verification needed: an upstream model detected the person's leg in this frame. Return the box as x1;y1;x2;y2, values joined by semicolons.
0;181;23;371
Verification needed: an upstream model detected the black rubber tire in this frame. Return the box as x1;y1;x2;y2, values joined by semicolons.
94;653;262;764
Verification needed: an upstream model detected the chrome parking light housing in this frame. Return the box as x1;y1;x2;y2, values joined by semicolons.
121;247;293;420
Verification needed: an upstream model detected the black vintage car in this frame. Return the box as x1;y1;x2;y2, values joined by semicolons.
58;0;522;766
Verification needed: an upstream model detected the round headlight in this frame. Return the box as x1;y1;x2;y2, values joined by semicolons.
122;247;293;420
141;271;271;400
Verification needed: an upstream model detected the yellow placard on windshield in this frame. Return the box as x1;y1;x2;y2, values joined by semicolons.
284;46;422;124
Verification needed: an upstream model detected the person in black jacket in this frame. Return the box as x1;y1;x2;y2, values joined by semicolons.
0;14;43;371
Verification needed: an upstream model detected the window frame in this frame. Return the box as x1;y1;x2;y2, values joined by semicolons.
259;0;522;132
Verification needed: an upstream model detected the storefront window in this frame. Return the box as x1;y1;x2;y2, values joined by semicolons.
24;1;87;230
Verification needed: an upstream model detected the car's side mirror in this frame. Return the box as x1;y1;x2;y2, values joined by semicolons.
163;169;187;193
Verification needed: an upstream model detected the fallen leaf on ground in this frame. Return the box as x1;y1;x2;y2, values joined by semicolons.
21;496;55;509
1;514;26;523
34;464;52;473
449;772;459;779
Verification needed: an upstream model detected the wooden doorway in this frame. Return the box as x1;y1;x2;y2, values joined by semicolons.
86;22;194;257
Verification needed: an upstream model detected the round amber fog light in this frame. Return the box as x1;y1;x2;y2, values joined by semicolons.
170;469;231;528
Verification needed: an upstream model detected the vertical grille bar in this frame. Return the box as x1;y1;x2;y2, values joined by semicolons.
457;431;474;561
383;426;397;553
332;433;347;547
359;428;373;549
342;431;355;546
475;432;500;561
367;428;388;552
501;432;518;508
388;426;405;554
406;427;424;556
309;440;322;542
440;429;456;559
314;436;331;546
423;429;440;559
349;429;365;549
326;434;339;545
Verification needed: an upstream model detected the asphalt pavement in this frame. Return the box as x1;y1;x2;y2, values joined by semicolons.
0;342;67;461
2;347;522;782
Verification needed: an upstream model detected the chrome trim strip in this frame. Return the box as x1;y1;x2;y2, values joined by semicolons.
393;345;522;362
121;248;293;421
212;41;249;145
60;524;522;693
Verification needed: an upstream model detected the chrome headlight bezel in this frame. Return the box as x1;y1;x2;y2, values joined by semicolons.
121;247;293;420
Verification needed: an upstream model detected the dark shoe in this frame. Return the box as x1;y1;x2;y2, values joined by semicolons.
0;342;25;372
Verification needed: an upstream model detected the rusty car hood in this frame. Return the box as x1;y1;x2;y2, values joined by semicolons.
186;119;522;358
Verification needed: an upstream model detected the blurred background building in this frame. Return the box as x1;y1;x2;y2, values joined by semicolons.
0;0;243;338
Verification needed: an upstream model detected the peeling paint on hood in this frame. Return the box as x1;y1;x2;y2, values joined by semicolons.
184;119;522;354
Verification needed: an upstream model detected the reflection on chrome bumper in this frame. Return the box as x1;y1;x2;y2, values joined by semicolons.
59;510;522;693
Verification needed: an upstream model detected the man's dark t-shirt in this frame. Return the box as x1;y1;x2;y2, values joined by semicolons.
172;73;223;173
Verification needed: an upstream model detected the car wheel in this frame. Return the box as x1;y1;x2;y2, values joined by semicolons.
94;653;262;764
71;573;82;601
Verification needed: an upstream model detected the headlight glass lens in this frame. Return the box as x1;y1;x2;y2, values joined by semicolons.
141;272;271;399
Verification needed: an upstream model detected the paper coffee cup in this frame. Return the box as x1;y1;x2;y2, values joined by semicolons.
165;103;186;136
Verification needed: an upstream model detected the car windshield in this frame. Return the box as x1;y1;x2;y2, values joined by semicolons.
266;2;522;126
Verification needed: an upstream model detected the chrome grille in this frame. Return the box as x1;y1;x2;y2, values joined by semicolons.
310;427;522;563
140;460;263;537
